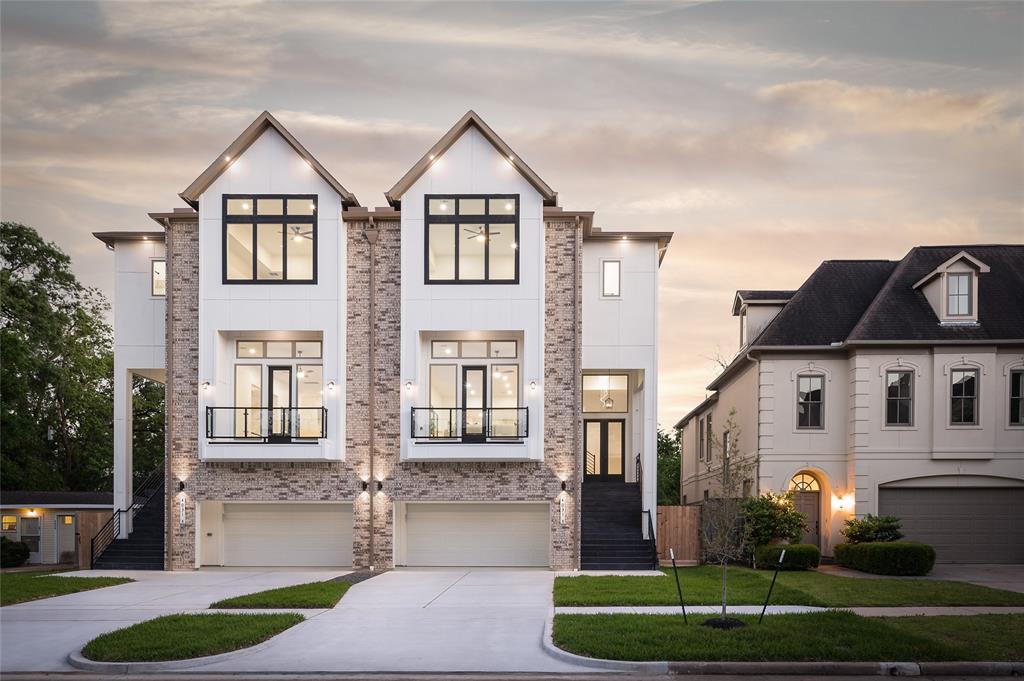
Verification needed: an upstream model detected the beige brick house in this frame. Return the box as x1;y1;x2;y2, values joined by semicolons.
93;110;670;570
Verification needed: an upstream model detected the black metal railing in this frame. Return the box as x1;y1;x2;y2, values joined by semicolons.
643;509;658;569
90;465;163;569
205;406;327;442
635;452;642;484
410;407;528;441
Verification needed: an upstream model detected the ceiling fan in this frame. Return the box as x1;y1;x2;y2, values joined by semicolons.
289;225;314;242
464;226;499;242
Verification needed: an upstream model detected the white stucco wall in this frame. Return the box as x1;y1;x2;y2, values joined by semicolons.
196;128;346;461
398;126;546;462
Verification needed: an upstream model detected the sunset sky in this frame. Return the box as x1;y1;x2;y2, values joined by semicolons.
2;1;1022;427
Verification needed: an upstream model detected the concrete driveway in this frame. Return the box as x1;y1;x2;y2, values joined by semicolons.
0;567;345;673
199;569;586;673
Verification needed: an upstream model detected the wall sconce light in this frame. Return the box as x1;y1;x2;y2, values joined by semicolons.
361;480;369;492
529;380;538;392
327;381;336;392
201;381;211;392
561;480;567;492
178;480;185;492
405;381;413;394
375;480;383;493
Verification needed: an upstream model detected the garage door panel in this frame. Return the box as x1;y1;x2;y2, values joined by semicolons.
878;488;1024;564
223;503;353;567
404;503;549;567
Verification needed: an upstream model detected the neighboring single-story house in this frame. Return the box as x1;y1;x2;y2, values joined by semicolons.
1;491;114;568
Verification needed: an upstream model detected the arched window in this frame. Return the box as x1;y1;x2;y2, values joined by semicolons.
789;472;820;492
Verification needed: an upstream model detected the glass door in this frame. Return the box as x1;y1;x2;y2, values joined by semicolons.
584;419;625;481
268;366;292;442
462;365;487;442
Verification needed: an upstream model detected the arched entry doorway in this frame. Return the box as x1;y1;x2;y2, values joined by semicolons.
789;472;821;548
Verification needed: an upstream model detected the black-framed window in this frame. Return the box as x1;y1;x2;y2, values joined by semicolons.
885;370;913;426
947;272;972;316
223;194;317;284
1010;370;1024;426
425;194;519;284
797;374;824;429
950;368;978;425
151;260;166;296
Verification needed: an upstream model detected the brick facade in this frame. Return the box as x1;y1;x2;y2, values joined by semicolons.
166;215;582;570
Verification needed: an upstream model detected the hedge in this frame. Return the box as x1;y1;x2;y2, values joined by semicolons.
834;541;935;576
754;543;821;571
1;537;30;568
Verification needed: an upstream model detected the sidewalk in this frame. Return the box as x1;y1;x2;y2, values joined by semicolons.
554;605;1024;616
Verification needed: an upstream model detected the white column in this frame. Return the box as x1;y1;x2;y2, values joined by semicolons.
113;367;134;538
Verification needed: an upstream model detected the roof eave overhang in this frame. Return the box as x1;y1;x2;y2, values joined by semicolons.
385;110;557;209
912;250;992;290
93;231;166;249
178;111;359;209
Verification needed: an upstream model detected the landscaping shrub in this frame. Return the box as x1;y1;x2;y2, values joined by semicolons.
834;541;935;576
1;537;30;568
754;543;821;571
743;493;805;549
840;515;903;544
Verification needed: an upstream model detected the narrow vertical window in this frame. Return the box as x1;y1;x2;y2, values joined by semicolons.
950;369;978;425
947;273;972;316
602;260;621;297
1011;370;1024;426
705;414;712;460
698;418;705;462
885;370;913;426
797;375;824;429
151;260;166;296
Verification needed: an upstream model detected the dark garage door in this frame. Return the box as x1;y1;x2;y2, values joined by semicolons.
878;488;1024;564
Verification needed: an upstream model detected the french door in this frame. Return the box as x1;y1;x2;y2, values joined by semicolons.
268;366;292;442
584;419;625;481
462;365;487;442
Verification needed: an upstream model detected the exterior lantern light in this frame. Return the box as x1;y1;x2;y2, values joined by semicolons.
327;381;336;392
201;381;211;392
529;380;538;392
405;381;413;394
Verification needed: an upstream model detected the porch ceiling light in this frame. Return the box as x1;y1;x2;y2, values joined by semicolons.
602;395;615;410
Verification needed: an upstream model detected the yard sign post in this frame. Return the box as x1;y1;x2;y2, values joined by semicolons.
669;548;688;624
758;548;786;624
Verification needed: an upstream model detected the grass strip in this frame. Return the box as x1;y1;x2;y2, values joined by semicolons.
210;580;350;609
1;572;133;606
82;613;304;662
552;612;1024;662
553;566;1024;607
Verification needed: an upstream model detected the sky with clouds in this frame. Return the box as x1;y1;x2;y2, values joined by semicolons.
2;1;1022;427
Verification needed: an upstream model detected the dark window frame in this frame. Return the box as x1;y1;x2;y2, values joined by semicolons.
797;374;825;430
424;194;519;285
950;368;979;426
1011;370;1024;427
222;194;318;285
885;370;914;427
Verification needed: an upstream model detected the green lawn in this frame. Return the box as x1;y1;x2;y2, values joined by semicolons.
82;613;304;662
1;572;133;606
210;580;350;609
552;612;1024;662
553;566;1024;607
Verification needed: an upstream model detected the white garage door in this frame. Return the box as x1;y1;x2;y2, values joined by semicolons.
223;503;352;567
403;503;550;567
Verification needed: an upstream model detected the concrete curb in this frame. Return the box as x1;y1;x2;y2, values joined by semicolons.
539;613;669;673
66;620;295;673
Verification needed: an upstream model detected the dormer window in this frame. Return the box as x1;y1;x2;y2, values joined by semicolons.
946;272;972;317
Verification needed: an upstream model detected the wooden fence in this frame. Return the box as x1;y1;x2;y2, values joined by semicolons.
656;505;701;566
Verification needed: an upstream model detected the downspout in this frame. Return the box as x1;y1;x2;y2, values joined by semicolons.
160;216;173;571
364;219;378;570
573;215;581;569
745;351;760;492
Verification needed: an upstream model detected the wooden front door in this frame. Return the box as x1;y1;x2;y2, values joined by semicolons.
794;491;820;548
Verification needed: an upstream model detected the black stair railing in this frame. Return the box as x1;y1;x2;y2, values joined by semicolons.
90;466;163;569
643;509;658;569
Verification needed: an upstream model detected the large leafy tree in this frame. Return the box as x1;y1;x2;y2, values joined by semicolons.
1;222;114;491
656;427;681;505
132;374;165;484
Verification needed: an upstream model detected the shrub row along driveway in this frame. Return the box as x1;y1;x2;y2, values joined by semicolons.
554;566;1024;607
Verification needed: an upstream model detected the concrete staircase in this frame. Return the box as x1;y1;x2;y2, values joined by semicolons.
92;481;164;570
581;480;656;570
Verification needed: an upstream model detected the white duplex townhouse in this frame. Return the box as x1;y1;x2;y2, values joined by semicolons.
93;110;671;570
677;247;1024;563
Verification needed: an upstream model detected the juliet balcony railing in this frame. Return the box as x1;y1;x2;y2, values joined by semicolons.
206;406;327;443
411;407;528;442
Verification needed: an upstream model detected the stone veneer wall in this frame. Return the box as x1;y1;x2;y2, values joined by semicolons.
345;216;582;570
166;214;582;570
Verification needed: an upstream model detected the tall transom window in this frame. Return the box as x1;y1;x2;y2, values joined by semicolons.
425;195;519;283
223;195;317;283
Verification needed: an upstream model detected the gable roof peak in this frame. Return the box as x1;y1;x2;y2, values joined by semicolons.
178;110;359;209
912;249;992;290
385;110;557;209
